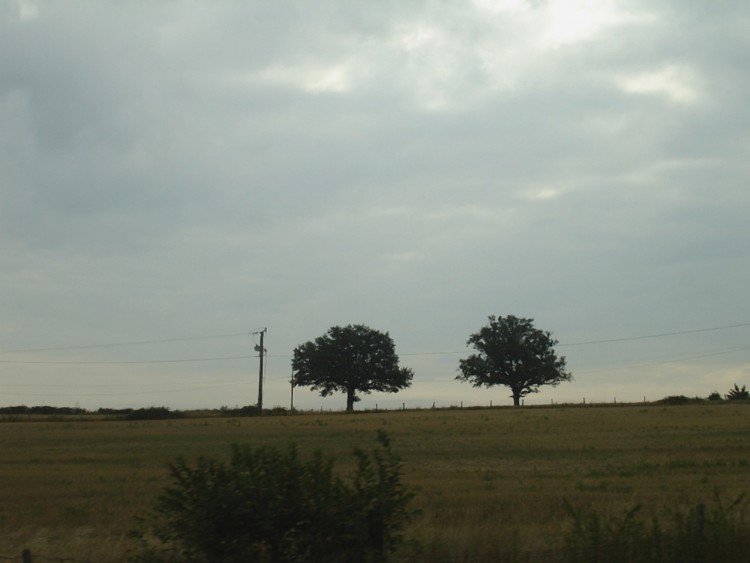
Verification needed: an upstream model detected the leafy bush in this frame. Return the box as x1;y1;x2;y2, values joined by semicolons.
219;405;260;417
563;493;750;562
564;503;661;562
97;407;135;415
726;384;749;401
130;430;415;562
655;395;692;405
125;407;184;421
708;392;723;401
0;405;87;415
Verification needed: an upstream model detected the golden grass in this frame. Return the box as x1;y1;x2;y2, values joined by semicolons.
1;403;749;561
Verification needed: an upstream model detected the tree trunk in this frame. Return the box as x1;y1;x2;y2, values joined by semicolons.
512;389;521;407
346;388;356;412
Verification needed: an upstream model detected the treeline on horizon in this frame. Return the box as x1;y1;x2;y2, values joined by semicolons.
1;391;748;421
0;405;261;419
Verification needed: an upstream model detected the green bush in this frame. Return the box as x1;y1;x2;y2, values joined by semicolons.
564;503;661;562
125;407;184;421
563;493;750;562
130;430;415;562
726;384;749;401
655;396;692;405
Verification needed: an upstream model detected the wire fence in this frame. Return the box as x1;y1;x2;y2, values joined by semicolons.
0;550;88;563
5;544;744;563
7;501;748;563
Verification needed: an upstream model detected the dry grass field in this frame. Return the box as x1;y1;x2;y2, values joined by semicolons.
1;403;749;561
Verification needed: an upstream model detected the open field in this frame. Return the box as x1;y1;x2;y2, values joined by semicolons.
1;403;749;561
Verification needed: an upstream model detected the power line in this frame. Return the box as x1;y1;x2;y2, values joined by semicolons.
573;343;750;376
401;350;468;356
0;331;256;355
2;321;749;365
275;321;750;357
1;378;249;388
558;322;750;347
0;354;258;365
0;380;249;398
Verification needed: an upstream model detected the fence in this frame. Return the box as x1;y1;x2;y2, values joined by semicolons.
0;549;87;563
6;503;737;563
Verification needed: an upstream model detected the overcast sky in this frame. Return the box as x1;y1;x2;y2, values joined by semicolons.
2;0;749;411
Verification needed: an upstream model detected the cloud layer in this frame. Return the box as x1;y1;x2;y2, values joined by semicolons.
2;0;749;409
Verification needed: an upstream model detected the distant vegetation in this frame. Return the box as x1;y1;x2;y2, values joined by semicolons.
0;405;260;420
0;405;87;415
1;382;749;421
0;405;185;420
726;384;749;400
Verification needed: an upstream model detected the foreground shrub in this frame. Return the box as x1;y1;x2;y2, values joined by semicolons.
130;430;415;562
563;492;750;562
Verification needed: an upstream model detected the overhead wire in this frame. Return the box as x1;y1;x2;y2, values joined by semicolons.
1;380;250;398
0;355;258;365
0;330;258;355
557;322;750;347
1;321;748;368
573;342;750;375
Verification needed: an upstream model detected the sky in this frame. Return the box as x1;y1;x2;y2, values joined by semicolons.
2;0;749;411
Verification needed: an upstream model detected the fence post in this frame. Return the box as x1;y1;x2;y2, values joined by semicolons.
695;503;705;563
22;549;32;563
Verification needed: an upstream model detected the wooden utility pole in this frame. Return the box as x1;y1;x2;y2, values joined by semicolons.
255;328;266;411
290;369;294;411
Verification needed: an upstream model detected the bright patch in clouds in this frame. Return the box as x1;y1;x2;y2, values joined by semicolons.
253;63;354;93
397;24;443;52
474;0;646;50
472;0;529;15
540;0;632;48
619;65;700;104
391;0;652;112
12;0;39;20
523;187;564;201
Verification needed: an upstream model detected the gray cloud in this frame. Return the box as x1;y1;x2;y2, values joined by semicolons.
2;0;749;409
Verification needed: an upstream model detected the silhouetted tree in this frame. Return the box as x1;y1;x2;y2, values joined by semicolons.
457;315;571;406
292;324;413;412
726;384;749;400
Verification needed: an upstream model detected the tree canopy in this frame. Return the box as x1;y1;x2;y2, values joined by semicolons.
292;324;413;411
456;315;571;406
726;384;749;400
